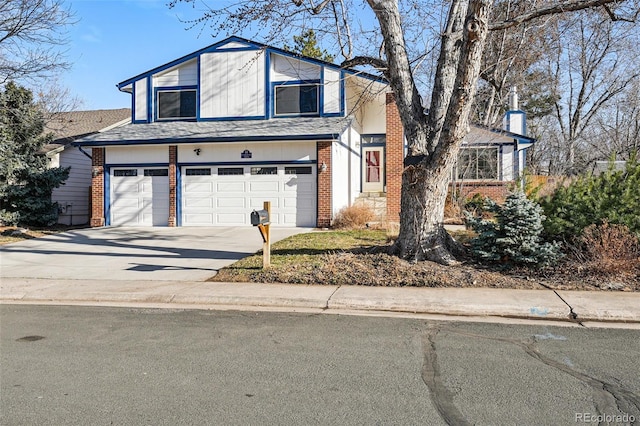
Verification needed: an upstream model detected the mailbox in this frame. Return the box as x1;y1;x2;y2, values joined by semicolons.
251;209;270;226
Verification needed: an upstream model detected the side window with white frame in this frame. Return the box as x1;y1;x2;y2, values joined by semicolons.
274;83;319;116
157;88;197;120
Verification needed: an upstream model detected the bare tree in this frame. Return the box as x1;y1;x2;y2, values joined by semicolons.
541;8;639;175
169;0;636;264
0;0;75;84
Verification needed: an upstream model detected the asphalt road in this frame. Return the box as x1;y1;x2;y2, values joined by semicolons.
1;305;639;426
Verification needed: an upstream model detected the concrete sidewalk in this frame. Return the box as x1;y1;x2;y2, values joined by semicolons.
2;277;639;326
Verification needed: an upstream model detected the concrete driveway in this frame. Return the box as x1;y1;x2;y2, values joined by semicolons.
0;227;310;282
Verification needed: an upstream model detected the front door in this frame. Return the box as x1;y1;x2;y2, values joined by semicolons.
362;147;384;192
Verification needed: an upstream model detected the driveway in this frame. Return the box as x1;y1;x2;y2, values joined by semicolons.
0;227;310;282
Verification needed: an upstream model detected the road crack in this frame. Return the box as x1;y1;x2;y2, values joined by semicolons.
421;325;471;426
324;285;341;310
443;327;640;420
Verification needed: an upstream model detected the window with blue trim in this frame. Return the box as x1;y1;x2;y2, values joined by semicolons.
157;90;196;120
274;84;319;115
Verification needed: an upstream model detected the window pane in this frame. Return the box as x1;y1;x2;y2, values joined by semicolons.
158;90;196;119
275;85;318;115
144;169;168;176
218;167;244;175
361;135;386;144
456;150;474;180
185;168;212;176
477;149;498;179
114;169;137;177
366;151;381;183
285;166;312;175
251;167;277;175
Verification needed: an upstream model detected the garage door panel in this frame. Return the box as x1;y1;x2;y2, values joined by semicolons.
216;197;245;208
110;169;169;226
185;182;214;192
182;164;316;226
249;181;279;192
184;198;213;208
217;182;245;192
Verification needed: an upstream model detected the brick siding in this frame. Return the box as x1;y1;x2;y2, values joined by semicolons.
168;146;177;227
317;141;332;228
90;148;105;227
385;93;403;223
450;181;510;203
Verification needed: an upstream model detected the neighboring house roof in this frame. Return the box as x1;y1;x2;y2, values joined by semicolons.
43;109;131;154
466;125;536;146
74;117;352;147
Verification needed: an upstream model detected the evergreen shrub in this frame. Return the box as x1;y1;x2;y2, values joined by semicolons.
465;192;562;267
539;155;640;240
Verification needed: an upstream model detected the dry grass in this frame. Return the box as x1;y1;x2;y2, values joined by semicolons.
0;226;84;245
331;204;376;229
211;229;638;291
562;222;640;287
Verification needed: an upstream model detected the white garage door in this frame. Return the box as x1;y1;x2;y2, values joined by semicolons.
110;168;170;226
182;165;316;226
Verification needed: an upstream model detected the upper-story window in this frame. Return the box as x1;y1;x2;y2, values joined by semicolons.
157;89;197;120
274;84;319;116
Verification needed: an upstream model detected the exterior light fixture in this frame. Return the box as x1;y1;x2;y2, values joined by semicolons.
320;162;327;172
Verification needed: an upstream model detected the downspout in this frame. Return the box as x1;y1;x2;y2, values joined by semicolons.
77;145;92;159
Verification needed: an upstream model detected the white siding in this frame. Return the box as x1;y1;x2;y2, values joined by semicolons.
501;145;514;181
323;68;341;114
200;50;265;118
331;127;361;216
106;146;168;164
332;137;350;217
134;79;147;122
177;141;315;164
217;41;252;49
52;148;92;225
360;90;387;134
348;127;362;203
271;53;320;82
154;59;198;87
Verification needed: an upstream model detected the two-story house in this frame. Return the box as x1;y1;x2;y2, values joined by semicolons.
75;36;534;228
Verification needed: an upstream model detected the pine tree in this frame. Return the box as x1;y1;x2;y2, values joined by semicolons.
465;192;562;267
283;30;334;62
0;82;69;226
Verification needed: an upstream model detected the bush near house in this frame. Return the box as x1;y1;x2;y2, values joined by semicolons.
332;204;376;229
539;155;640;240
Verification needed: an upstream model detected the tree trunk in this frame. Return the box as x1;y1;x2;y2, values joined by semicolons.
391;0;491;265
391;153;463;265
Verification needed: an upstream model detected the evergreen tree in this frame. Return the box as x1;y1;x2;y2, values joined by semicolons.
465;192;562;267
283;30;334;62
0;82;69;226
540;154;640;239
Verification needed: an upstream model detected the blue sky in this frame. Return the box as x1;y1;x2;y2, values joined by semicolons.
62;0;225;110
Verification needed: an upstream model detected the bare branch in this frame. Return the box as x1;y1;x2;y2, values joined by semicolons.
341;56;388;73
490;0;622;30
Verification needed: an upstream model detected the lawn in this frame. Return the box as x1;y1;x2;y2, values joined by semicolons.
210;229;639;291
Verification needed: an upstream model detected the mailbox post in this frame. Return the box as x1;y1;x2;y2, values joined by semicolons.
250;201;271;268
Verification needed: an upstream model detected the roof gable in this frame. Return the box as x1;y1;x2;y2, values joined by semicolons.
117;35;386;90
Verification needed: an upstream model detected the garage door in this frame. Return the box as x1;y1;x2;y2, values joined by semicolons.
182;165;316;226
110;168;170;226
